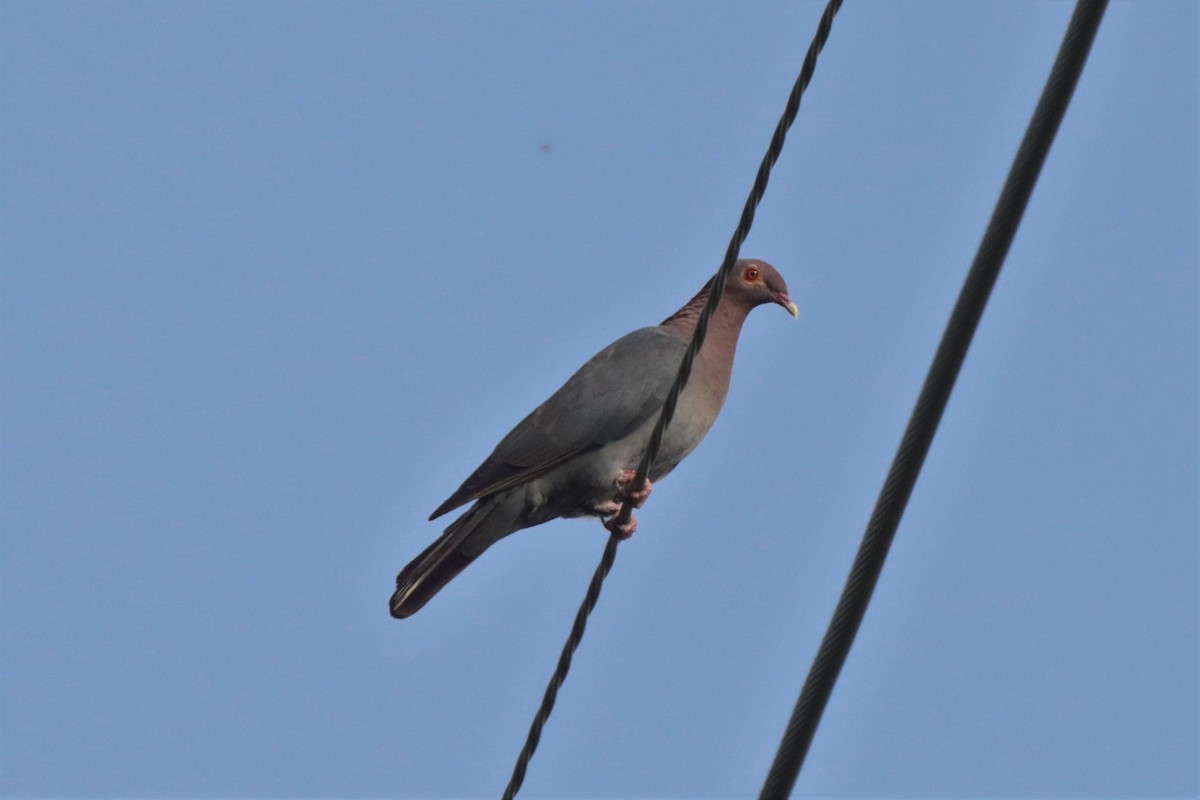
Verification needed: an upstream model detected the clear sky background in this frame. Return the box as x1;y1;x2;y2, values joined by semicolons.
1;1;1195;798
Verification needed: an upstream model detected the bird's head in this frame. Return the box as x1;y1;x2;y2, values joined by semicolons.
727;259;798;318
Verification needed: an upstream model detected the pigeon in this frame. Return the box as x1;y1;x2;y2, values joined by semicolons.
390;259;797;618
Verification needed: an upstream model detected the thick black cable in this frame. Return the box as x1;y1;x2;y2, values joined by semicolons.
501;2;843;797
758;2;1108;798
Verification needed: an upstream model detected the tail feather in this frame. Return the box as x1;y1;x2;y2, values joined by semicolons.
390;500;497;618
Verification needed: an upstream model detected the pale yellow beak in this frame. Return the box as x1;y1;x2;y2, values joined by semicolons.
774;292;799;318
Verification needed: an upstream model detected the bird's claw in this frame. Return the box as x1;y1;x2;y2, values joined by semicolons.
603;511;638;540
593;470;650;539
615;469;652;509
592;499;622;517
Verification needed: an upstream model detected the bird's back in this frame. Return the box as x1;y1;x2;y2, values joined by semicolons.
430;326;688;519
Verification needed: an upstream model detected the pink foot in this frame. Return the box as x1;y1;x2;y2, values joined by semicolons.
603;511;638;540
592;499;621;517
615;469;653;509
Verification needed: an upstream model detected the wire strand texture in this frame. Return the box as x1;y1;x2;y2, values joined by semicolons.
617;0;844;529
501;2;844;798
758;2;1109;797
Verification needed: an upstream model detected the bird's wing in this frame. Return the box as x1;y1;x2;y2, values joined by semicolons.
429;327;685;519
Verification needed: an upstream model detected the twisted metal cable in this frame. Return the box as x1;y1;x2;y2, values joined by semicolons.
501;2;843;797
500;534;618;800
758;2;1109;797
617;0;844;529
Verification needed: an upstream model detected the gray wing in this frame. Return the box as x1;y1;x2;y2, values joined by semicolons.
429;326;685;519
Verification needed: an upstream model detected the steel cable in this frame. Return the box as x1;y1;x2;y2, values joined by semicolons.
758;2;1109;797
501;2;843;797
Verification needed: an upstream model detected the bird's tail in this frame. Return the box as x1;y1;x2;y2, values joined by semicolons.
390;499;502;618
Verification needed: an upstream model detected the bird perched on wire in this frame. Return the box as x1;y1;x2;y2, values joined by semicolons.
390;259;797;618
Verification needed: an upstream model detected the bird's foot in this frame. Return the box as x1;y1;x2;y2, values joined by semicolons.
615;469;652;509
592;499;621;517
603;510;638;540
593;471;650;539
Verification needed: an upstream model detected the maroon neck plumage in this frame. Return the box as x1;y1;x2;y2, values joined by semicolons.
658;278;754;381
661;278;752;333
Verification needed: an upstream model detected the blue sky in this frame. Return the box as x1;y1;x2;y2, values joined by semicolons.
1;1;1195;797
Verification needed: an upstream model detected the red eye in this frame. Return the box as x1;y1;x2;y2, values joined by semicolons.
743;266;760;281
